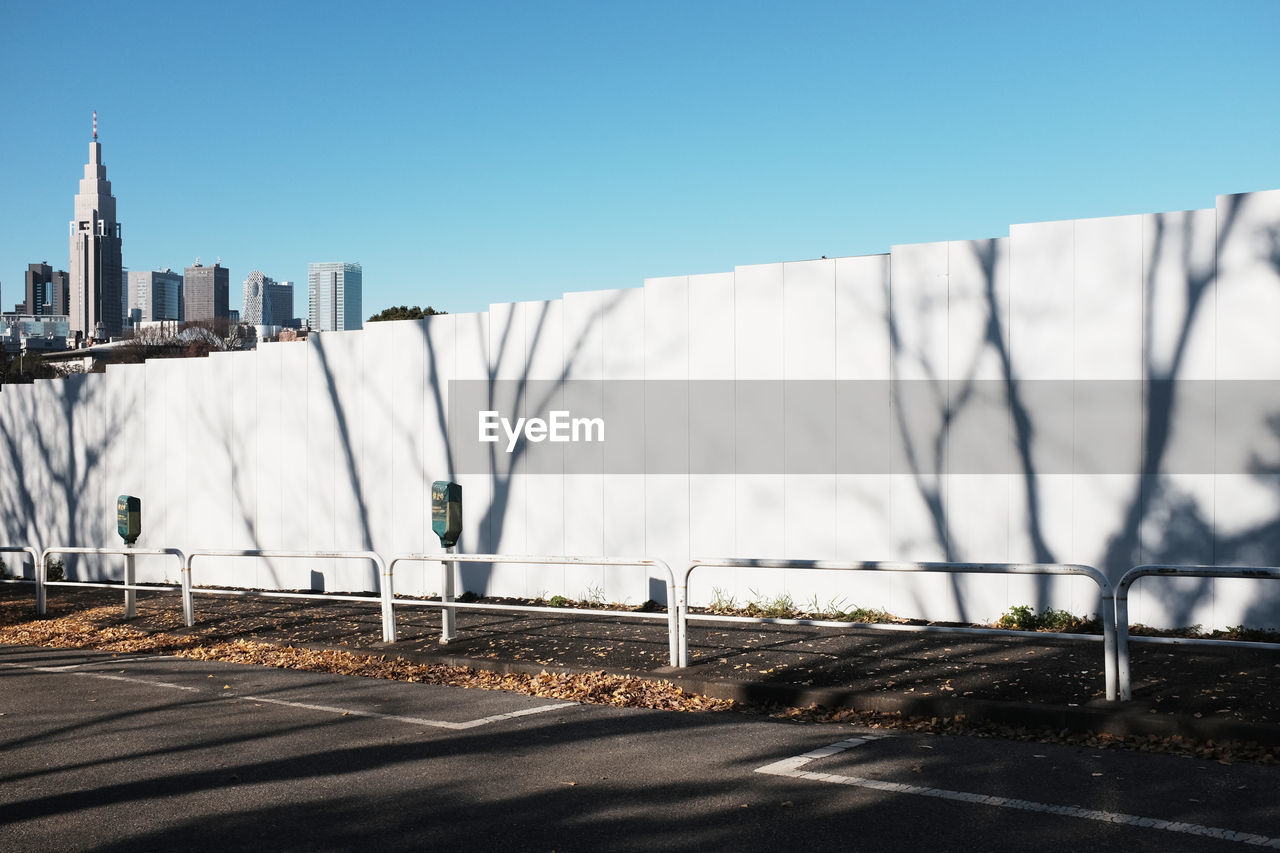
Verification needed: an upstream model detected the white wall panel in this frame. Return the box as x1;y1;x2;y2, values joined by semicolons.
144;358;170;563
560;290;606;600
451;312;491;596
359;324;396;568
253;343;284;587
833;254;895;611
302;337;338;589
217;352;256;583
108;364;160;578
1135;209;1218;627
734;263;785;584
782;259;836;608
71;371;107;575
687;271;736;604
155;362;187;578
42;379;70;572
887;242;952;617
487;301;527;596
409;314;453;597
946;238;1013;622
1008;219;1075;612
36;380;65;569
322;331;373;592
1215;190;1280;627
643;275;690;605
523;300;566;598
601;287;646;603
188;356;233;584
1073;215;1143;616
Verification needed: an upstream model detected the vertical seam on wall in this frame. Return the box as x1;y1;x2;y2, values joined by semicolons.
686;278;691;581
1212;205;1219;588
887;251;894;596
831;260;837;569
945;241;953;613
732;272;738;569
1140;216;1149;571
782;267;787;566
1064;220;1075;571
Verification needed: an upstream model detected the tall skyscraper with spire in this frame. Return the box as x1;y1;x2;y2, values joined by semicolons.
68;111;123;340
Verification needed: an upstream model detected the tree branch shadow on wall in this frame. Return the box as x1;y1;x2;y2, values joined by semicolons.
883;239;1055;623
411;292;630;601
0;371;124;582
885;195;1280;629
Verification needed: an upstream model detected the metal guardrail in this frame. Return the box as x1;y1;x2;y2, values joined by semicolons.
25;542;1280;706
41;546;187;618
1114;564;1280;701
386;553;680;667
0;546;40;580
679;558;1119;702
0;545;42;609
183;549;395;643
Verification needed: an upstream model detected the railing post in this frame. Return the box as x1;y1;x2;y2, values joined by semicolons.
677;565;691;668
440;546;457;644
123;543;136;619
35;548;46;616
662;565;679;668
1115;584;1133;702
1099;589;1117;702
182;554;195;627
380;555;397;643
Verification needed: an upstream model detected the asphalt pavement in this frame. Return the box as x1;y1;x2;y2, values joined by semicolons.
3;644;1279;852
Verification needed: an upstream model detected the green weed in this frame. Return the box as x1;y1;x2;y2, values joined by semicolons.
997;604;1093;632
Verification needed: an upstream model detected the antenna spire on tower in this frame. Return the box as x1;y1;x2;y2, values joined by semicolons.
93;110;98;140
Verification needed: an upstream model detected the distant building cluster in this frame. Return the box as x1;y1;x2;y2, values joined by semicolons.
2;113;361;355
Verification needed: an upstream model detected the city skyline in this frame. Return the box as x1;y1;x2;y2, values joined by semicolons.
2;2;1279;320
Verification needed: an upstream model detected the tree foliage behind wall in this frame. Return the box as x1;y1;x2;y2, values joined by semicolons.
367;305;447;322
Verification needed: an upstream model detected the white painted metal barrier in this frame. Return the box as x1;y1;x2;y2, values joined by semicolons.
183;549;395;643
0;545;42;610
1115;564;1280;701
0;546;40;581
41;546;186;618
679;558;1119;702
386;553;681;666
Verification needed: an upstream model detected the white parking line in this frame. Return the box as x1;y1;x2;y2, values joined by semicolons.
757;739;1280;848
0;661;201;691
239;694;567;730
1;659;570;730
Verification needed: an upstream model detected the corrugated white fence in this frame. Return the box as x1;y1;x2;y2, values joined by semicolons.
4;188;1280;629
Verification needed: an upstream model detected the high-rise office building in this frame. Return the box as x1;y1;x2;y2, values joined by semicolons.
307;262;361;331
68;113;123;340
24;263;70;316
129;269;184;322
241;271;294;325
184;261;229;324
241;271;268;324
24;263;50;314
271;280;296;327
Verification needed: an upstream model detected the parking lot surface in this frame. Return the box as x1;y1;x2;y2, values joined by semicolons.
3;644;1278;852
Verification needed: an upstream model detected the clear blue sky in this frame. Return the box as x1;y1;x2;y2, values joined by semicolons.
2;0;1277;317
